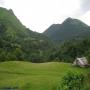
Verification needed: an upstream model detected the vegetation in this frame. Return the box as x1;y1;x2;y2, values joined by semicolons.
48;39;90;63
0;61;90;90
59;72;84;90
0;7;90;90
1;7;90;63
0;7;53;62
43;17;90;44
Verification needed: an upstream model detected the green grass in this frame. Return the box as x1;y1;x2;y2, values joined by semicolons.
0;61;89;90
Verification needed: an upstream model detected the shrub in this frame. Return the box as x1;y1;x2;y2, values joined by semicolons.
58;72;84;90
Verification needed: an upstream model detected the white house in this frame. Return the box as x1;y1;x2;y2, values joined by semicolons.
73;57;89;67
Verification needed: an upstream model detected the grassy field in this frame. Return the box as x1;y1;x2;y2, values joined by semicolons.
0;61;90;90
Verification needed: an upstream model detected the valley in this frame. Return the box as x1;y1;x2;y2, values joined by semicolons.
0;7;90;90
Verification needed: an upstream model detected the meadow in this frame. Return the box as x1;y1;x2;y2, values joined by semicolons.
0;61;89;90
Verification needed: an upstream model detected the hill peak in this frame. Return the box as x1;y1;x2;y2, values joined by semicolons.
65;17;73;21
62;17;88;27
43;17;90;44
63;17;78;24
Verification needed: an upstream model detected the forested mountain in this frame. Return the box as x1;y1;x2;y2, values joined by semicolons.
43;17;90;44
43;18;90;62
0;7;53;62
1;7;90;63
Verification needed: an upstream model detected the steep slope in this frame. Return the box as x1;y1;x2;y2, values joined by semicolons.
43;17;90;44
0;7;53;62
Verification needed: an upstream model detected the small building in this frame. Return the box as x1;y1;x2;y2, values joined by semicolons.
73;57;89;67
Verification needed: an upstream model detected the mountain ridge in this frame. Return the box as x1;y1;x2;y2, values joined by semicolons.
43;17;90;44
0;7;53;62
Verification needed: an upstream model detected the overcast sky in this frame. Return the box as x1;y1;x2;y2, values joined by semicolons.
0;0;90;32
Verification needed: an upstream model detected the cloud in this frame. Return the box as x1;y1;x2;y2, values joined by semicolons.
72;0;90;18
1;0;90;32
80;0;90;13
78;11;90;26
0;0;4;5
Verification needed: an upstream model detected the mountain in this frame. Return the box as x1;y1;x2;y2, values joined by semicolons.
43;17;90;44
0;7;53;62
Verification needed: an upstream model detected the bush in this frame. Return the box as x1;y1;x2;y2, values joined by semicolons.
58;72;84;90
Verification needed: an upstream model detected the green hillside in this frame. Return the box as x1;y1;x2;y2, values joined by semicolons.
43;18;90;44
0;61;89;90
43;18;90;62
48;39;90;62
0;7;53;62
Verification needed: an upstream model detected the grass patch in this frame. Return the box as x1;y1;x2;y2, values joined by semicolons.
0;61;89;90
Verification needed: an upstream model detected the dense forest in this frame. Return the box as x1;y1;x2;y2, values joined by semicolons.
0;7;53;62
0;7;90;63
48;39;90;63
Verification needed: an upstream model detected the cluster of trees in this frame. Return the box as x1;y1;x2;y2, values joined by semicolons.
49;39;90;63
0;21;52;62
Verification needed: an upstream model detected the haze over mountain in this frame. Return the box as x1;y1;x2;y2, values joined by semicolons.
43;17;90;44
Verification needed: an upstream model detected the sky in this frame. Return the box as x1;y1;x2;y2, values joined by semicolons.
0;0;90;33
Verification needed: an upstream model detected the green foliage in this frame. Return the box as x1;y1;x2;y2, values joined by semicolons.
0;7;53;62
49;39;90;63
44;17;90;44
0;61;89;90
1;7;90;63
44;17;90;63
58;72;84;90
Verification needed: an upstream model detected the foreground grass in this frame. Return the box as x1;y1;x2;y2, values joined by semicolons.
0;61;90;90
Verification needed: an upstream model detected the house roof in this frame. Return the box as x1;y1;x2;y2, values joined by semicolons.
77;58;85;65
76;57;88;65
